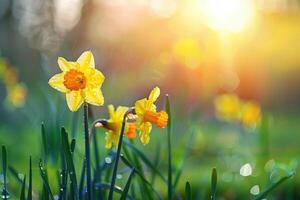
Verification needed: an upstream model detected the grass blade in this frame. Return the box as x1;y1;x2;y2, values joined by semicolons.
165;94;173;200
185;182;191;200
211;168;217;200
120;168;135;200
8;166;23;184
1;146;9;200
20;175;26;200
120;155;163;200
27;156;32;200
61;127;79;200
253;171;295;200
38;160;54;200
123;141;166;182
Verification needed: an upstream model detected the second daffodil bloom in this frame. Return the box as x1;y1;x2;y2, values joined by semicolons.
99;105;136;149
134;87;168;145
214;94;241;122
241;102;261;128
48;51;105;111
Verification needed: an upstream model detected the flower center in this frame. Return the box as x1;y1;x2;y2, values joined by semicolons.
63;69;86;91
143;110;168;128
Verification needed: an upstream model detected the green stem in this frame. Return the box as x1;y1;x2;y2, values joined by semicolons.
84;103;92;200
166;95;172;200
108;113;128;200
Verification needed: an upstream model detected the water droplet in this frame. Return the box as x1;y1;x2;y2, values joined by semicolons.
1;189;10;199
105;157;112;164
250;185;260;195
240;163;252;176
116;174;122;179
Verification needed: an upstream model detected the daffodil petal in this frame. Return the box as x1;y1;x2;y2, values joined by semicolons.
105;131;113;149
85;68;105;88
84;87;104;106
148;87;160;102
139;122;152;145
66;91;84;112
107;104;116;120
115;106;128;120
135;98;147;116
48;73;68;93
77;51;95;68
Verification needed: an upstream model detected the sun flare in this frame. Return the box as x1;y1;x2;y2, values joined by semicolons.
202;0;255;32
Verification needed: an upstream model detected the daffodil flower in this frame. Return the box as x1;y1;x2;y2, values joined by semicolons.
96;105;136;149
214;94;241;122
134;87;168;145
48;51;105;112
241;102;261;128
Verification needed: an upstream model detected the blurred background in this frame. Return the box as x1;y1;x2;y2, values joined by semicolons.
0;0;300;199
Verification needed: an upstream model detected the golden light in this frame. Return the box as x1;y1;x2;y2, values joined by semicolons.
202;0;255;33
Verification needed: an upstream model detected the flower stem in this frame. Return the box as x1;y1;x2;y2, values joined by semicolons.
84;103;92;200
108;113;127;200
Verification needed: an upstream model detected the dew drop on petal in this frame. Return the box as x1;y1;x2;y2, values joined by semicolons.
250;185;260;195
240;163;252;176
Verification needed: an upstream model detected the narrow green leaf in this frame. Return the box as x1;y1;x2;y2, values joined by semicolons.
185;182;191;200
61;128;79;200
8;166;23;184
211;168;217;200
123;141;166;182
38;160;54;200
1;146;9;200
253;172;295;200
20;175;26;200
70;139;76;154
120;155;163;200
165;94;173;200
27;156;32;200
120;168;135;200
96;183;134;200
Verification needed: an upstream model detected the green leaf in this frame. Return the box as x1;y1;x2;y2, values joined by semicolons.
211;168;217;200
70;139;76;154
253;171;295;200
120;168;135;200
165;94;173;200
20;175;26;200
185;182;191;200
1;146;9;200
27;156;32;200
61;128;79;200
38;160;54;200
123;141;166;182
8;166;23;184
120;155;163;200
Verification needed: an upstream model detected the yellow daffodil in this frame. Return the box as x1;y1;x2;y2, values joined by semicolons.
241;102;261;128
48;51;105;112
6;84;27;108
214;94;241;122
97;105;136;149
134;87;168;145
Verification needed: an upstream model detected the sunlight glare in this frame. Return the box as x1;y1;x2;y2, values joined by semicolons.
202;0;255;32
